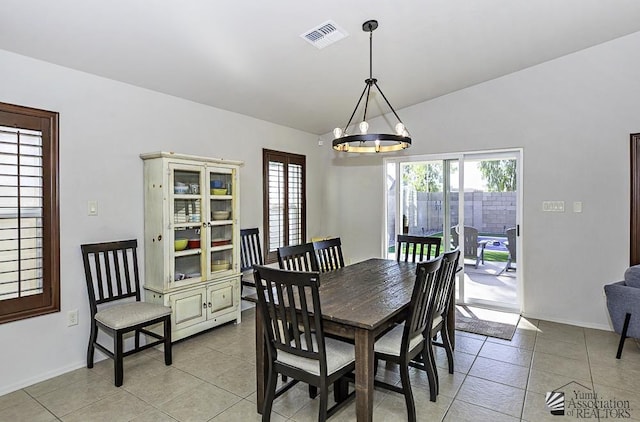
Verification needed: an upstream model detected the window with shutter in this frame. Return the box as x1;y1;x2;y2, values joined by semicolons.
262;149;306;263
0;102;59;324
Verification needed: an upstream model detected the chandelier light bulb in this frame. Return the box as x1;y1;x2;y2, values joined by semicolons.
395;123;405;136
359;121;369;134
333;127;343;138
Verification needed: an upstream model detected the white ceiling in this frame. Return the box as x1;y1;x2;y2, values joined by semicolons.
2;0;640;135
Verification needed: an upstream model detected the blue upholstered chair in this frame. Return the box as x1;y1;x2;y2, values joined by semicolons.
604;265;640;358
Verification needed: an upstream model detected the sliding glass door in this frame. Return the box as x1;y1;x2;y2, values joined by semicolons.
385;150;522;312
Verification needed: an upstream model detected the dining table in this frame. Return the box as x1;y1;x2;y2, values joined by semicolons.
253;257;456;422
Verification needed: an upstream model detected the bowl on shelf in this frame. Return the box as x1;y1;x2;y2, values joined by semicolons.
211;260;230;271
211;238;231;247
187;239;200;249
174;183;189;194
174;239;188;251
211;180;224;189
211;188;227;195
212;211;230;220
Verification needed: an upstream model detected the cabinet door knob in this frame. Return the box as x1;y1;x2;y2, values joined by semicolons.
202;303;207;309
208;302;212;308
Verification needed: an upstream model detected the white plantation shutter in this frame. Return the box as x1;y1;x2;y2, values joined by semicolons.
0;126;44;300
263;149;306;263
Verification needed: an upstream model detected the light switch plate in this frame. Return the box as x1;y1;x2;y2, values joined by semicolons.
88;200;98;216
573;201;583;213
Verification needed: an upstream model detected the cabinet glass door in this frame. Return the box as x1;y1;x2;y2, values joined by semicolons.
207;168;234;278
171;165;204;285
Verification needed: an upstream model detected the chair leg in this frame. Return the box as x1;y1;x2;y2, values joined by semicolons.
318;383;329;422
399;359;416;422
262;369;278;422
424;342;438;402
87;320;98;368
440;326;454;374
114;331;124;387
164;316;173;365
308;385;318;399
333;377;349;403
616;313;632;359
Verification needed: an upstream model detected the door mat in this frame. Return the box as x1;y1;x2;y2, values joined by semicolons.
455;305;521;340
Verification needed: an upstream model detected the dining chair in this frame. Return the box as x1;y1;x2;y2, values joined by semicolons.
81;239;172;387
396;234;441;263
277;242;319;272
240;228;264;294
424;248;461;401
373;256;442;421
253;265;356;421
313;238;345;272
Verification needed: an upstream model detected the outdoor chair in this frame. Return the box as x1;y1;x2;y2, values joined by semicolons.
240;228;264;295
373;256;442;420
451;226;486;268
277;242;320;272
498;227;517;275
313;238;345;273
253;265;355;421
81;239;172;387
604;265;640;358
396;234;441;263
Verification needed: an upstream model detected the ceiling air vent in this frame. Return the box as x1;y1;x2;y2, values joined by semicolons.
301;20;348;49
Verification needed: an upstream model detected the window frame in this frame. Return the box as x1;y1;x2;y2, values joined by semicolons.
0;102;60;324
262;149;306;264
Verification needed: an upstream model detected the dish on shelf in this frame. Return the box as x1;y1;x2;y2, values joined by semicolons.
212;211;230;220
211;260;230;271
187;239;200;249
211;180;224;189
211;188;227;195
211;238;231;247
186;272;201;279
174;239;188;251
174;183;189;194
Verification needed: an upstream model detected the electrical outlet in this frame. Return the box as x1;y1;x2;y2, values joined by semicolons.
67;309;78;326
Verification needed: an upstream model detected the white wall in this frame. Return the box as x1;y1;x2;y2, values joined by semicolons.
0;50;327;395
326;32;640;330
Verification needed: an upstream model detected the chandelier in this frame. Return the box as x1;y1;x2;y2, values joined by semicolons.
332;20;411;153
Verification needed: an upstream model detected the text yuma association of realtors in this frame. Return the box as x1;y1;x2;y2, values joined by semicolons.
567;391;631;418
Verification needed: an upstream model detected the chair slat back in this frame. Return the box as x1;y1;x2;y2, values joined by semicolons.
396;234;441;263
253;265;327;372
430;249;461;321
81;240;141;315
240;228;264;272
277;243;319;272
506;227;516;262
313;238;345;273
405;256;442;344
451;226;479;258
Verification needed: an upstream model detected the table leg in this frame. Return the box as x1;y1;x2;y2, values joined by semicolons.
255;307;266;414
354;328;374;422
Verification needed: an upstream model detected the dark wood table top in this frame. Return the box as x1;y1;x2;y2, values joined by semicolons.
316;258;417;330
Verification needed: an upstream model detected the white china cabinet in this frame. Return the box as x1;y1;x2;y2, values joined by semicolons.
140;151;242;341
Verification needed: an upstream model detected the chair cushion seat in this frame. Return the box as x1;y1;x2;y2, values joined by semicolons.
432;315;443;329
374;323;424;356
95;302;171;330
277;336;355;376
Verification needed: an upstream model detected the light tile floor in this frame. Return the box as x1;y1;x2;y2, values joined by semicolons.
2;307;640;421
